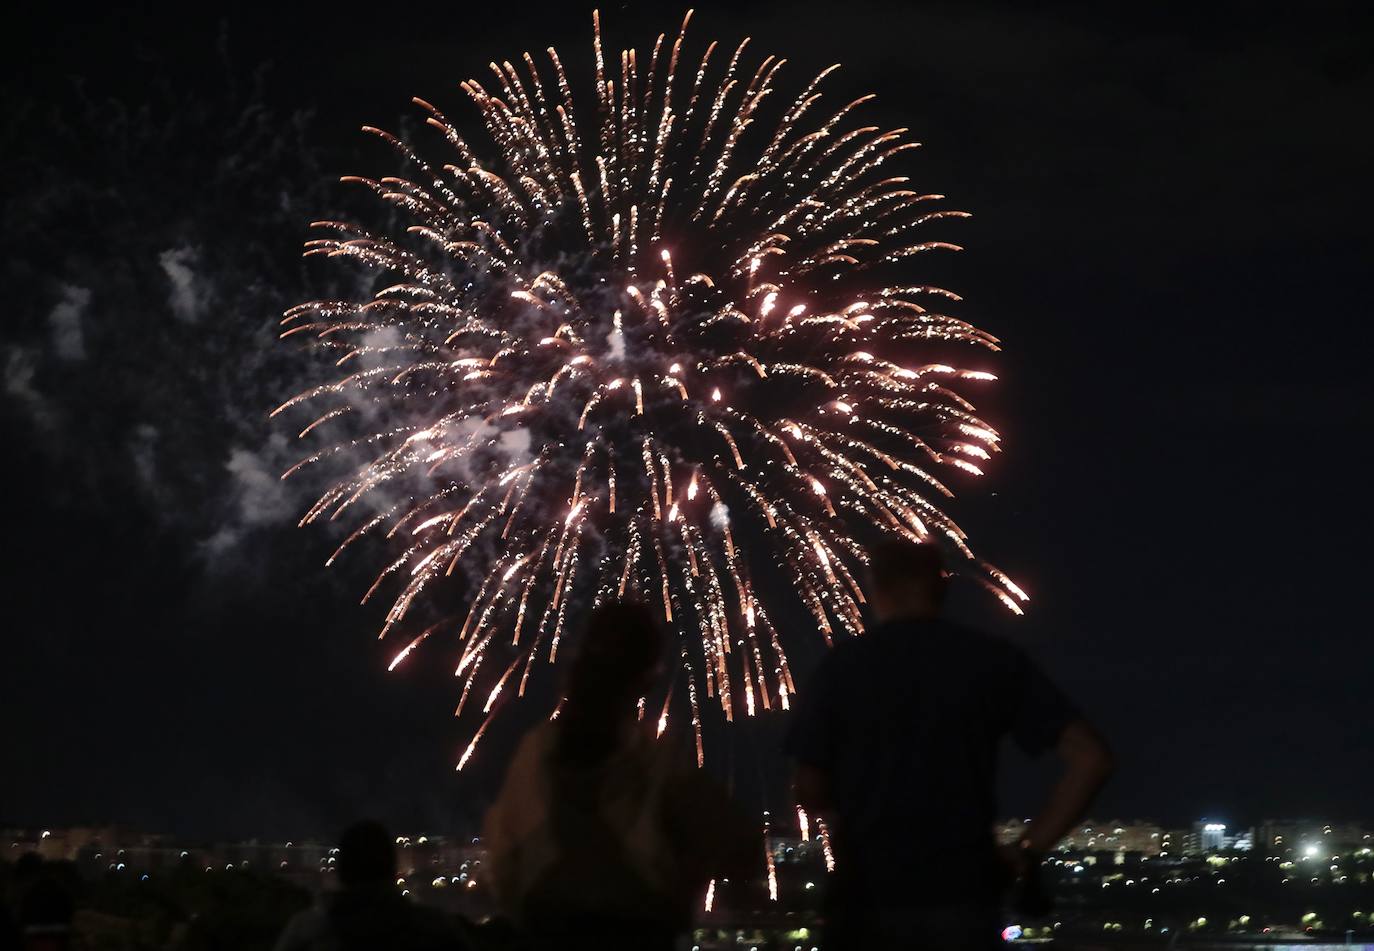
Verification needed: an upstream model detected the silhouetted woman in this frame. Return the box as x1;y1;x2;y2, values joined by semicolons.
484;601;754;951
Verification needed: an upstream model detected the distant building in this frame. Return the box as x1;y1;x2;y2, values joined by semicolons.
5;826;172;865
1259;819;1373;857
998;819;1164;857
1184;820;1255;854
1198;821;1228;853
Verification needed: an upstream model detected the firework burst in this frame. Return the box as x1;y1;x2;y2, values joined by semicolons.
274;10;1027;768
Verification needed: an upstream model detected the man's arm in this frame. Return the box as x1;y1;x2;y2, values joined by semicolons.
1018;719;1114;854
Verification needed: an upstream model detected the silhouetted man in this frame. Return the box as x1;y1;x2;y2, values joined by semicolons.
275;820;465;951
786;540;1113;950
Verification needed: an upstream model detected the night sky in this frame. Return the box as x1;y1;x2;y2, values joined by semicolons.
4;1;1371;839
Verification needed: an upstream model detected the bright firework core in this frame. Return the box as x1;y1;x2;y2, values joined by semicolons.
273;10;1028;768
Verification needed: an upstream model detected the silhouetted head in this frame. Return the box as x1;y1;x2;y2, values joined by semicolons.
556;600;663;762
566;600;663;708
336;820;395;887
866;539;948;622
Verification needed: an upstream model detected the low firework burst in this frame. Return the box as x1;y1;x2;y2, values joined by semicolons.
274;10;1027;768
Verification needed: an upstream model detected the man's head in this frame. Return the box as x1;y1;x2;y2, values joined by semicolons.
866;539;948;622
336;820;396;887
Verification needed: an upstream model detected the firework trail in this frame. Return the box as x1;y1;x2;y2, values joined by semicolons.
275;10;1027;768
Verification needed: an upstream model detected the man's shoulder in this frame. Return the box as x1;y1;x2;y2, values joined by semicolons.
874;618;1030;669
941;620;1021;652
871;616;1013;646
819;630;885;672
819;619;1029;677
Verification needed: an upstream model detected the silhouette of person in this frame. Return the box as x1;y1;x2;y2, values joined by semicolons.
0;884;16;951
484;601;755;951
275;820;465;951
12;854;74;951
786;540;1114;950
0;853;40;951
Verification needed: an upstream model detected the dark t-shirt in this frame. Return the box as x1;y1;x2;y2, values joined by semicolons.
784;618;1081;909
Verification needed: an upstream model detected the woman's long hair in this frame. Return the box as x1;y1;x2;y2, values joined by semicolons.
554;600;663;764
